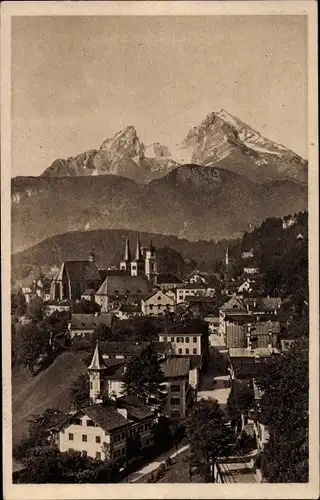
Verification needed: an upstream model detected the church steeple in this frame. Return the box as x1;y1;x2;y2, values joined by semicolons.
135;234;142;261
123;236;131;262
88;341;107;404
88;341;107;371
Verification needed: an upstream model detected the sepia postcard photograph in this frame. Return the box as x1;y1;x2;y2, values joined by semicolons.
1;1;319;499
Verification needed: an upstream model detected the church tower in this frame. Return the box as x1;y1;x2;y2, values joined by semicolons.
145;240;158;286
88;341;107;404
120;237;131;272
131;234;145;276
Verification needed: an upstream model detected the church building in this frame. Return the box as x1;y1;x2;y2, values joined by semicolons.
50;252;102;301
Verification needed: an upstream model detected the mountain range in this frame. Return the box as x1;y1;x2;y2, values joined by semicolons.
12;109;308;254
41;109;307;185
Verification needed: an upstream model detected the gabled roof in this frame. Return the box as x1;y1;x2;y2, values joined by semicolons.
161;357;190;379
116;395;155;421
176;283;206;290
96;275;153;297
88;342;107;370
83;404;129;432
99;341;148;357
53;261;101;282
243;297;282;311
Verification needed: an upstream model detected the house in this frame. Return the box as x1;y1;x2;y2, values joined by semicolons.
187;271;208;285
44;299;73;316
237;279;253;294
280;338;296;352
157;274;183;291
175;284;206;304
224;314;280;349
141;290;176;316
159;321;203;357
95;275;153;312
68;313;115;339
241;249;254;260
219;296;282;336
282;216;297;229
115;304;142;320
228;347;280;381
161;357;190;419
53;398;155;462
243;266;260;275
81;289;96;301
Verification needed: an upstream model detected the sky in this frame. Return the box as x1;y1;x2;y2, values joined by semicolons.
11;15;307;177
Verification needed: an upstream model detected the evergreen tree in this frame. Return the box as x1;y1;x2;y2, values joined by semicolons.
256;337;308;482
122;344;166;409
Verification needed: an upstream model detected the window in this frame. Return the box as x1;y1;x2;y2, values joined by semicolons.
149;304;153;310
121;432;126;439
171;337;175;342
90;382;93;390
193;337;197;343
96;436;101;444
162;336;167;342
185;348;190;355
87;420;95;427
178;348;182;354
186;337;190;343
82;435;87;442
96;451;101;460
193;348;197;354
158;304;161;310
69;433;74;441
158;296;161;300
72;418;82;426
170;397;181;405
171;384;180;392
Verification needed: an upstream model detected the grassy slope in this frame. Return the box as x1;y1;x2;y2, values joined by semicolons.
12;351;88;446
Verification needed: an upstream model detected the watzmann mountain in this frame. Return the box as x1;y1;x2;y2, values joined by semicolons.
40;110;307;185
12;110;308;253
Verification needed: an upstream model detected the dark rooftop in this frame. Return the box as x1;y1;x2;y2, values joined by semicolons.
161;357;190;379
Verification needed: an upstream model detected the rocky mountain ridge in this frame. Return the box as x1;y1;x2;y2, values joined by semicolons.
40;110;308;185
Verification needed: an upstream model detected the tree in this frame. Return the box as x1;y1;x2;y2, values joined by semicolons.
72;299;101;315
91;323;112;344
185;398;233;482
122;344;166;409
151;416;173;452
14;322;49;375
26;296;44;322
70;373;90;408
11;290;26;317
256;337;308;482
227;381;254;434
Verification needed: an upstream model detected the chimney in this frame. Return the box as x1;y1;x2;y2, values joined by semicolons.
253;299;257;308
89;251;95;263
117;407;128;420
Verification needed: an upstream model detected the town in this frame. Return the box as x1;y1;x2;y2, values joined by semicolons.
11;212;309;484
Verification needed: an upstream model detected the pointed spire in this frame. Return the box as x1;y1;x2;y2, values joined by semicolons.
135;234;141;261
88;341;107;371
149;239;155;252
123;236;131;262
